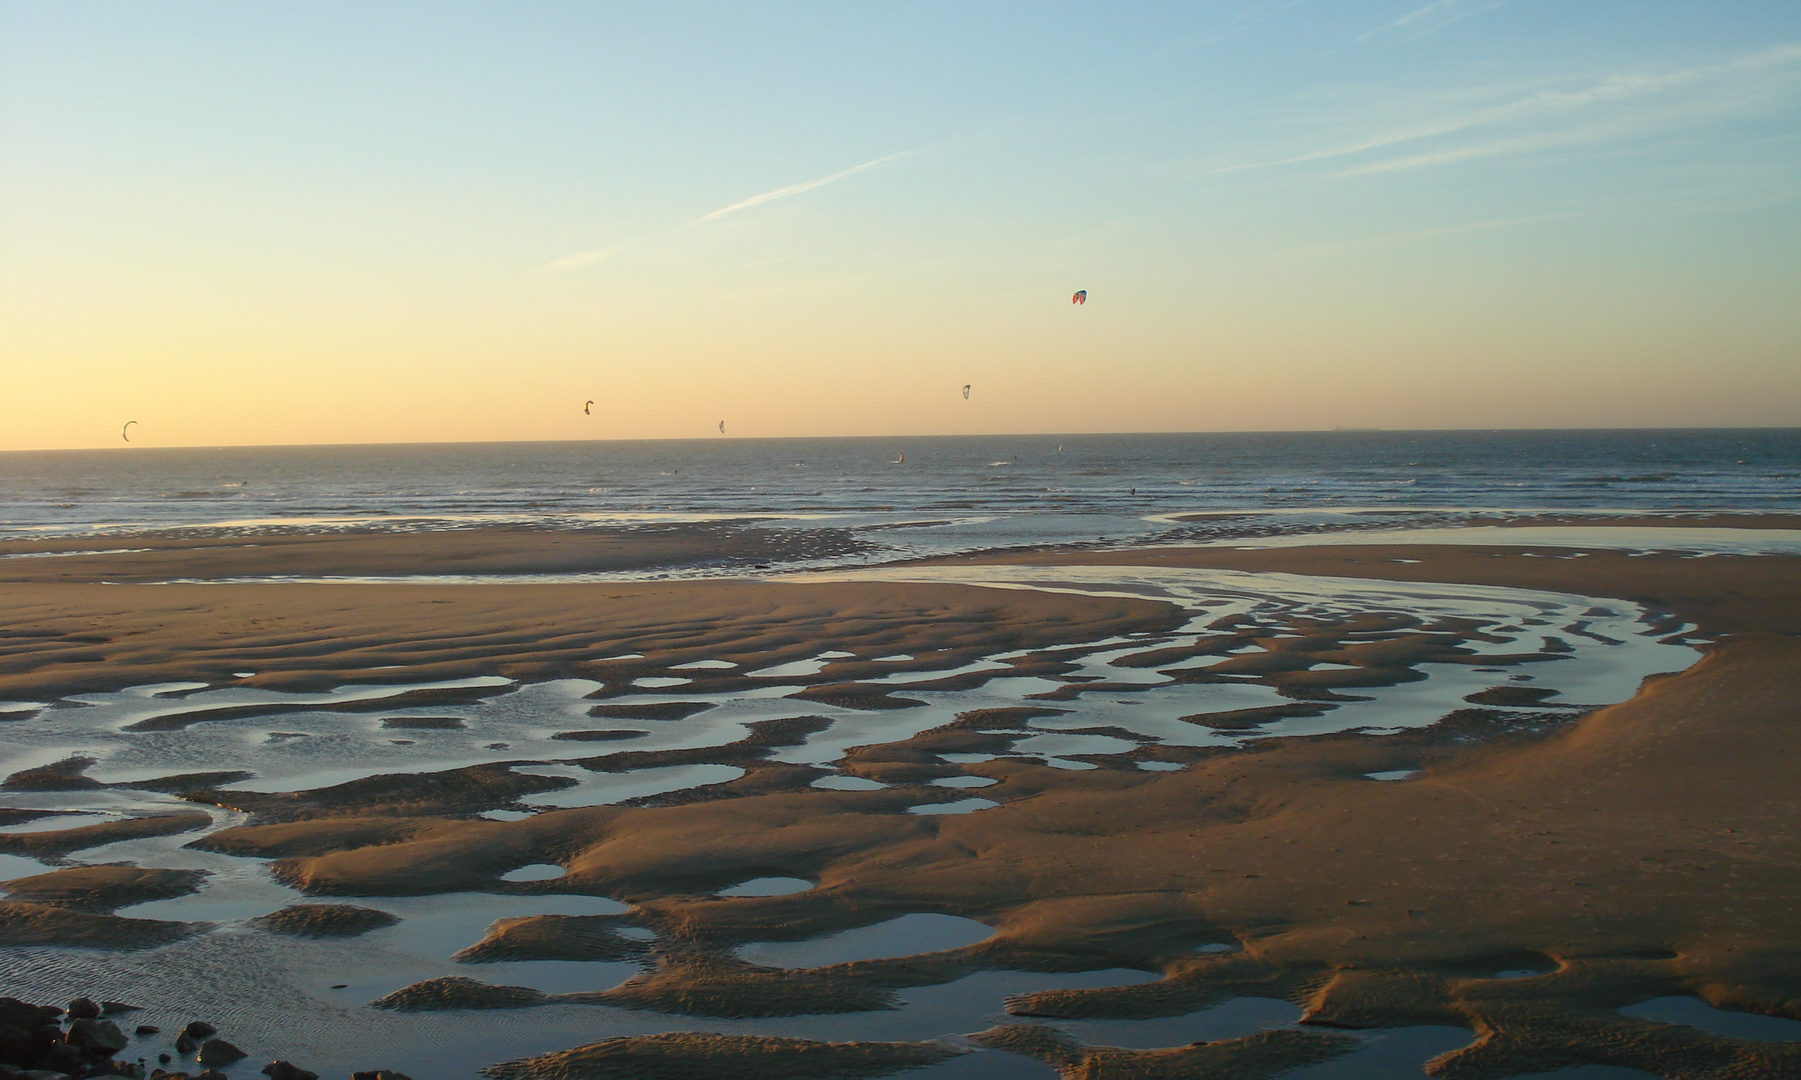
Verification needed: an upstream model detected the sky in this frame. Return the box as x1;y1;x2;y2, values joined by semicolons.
2;1;1798;450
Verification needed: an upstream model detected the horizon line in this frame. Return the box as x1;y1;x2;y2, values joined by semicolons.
5;423;1797;455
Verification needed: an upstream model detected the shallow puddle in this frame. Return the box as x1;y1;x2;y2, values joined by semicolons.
516;763;745;807
0;811;117;834
1220;525;1801;557
500;864;567;883
744;656;838;678
719;877;813;897
908;1049;1058;1078
1010;732;1138;758
811;775;887;791
1049;995;1301;1048
737;913;993;969
1619;996;1801;1041
116;863;302;923
910;798;998;815
1508;1068;1663;1079
373;893;631;961
0;852;51;882
1279;1025;1475;1079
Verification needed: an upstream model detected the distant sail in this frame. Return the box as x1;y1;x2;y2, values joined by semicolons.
1071;290;1086;305
584;400;594;415
961;384;971;400
121;420;138;443
718;420;726;434
894;451;905;464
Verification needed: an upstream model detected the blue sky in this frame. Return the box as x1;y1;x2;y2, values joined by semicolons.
2;1;1797;448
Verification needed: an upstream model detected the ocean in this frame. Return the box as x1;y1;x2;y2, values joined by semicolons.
1;428;1796;557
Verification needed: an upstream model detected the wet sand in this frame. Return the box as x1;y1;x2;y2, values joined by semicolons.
2;523;1799;1078
0;575;1177;701
0;521;867;584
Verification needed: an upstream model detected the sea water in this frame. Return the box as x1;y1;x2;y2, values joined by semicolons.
1;430;1796;548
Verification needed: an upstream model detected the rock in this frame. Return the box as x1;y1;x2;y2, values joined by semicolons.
0;1000;60;1029
66;1018;130;1055
65;997;101;1020
0;999;60;1069
198;1071;228;1080
195;1039;245;1066
136;1025;160;1036
31;1040;84;1073
99;1002;139;1015
174;1035;196;1054
261;1062;317;1080
350;1072;414;1080
180;1021;216;1040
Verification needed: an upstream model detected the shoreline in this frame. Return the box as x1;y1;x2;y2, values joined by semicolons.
2;518;1798;1078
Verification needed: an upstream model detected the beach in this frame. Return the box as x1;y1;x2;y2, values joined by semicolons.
2;515;1799;1079
9;0;1801;1069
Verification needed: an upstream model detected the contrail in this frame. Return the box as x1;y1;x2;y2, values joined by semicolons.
690;152;908;226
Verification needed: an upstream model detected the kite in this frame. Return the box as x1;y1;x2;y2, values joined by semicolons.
961;384;971;400
1072;290;1086;305
121;420;138;442
584;400;594;415
719;420;726;434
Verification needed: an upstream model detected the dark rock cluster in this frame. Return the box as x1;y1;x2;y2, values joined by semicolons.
1;996;135;1079
0;998;412;1080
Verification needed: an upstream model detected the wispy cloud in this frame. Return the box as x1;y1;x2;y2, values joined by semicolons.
530;246;619;277
529;151;910;279
1215;44;1801;177
1393;0;1465;27
689;152;909;226
1357;0;1514;42
1155;0;1313;54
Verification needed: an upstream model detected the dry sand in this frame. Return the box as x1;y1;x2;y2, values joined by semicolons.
2;524;1799;1078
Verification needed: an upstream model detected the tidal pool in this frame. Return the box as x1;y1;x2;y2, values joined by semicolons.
737;913;993;969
